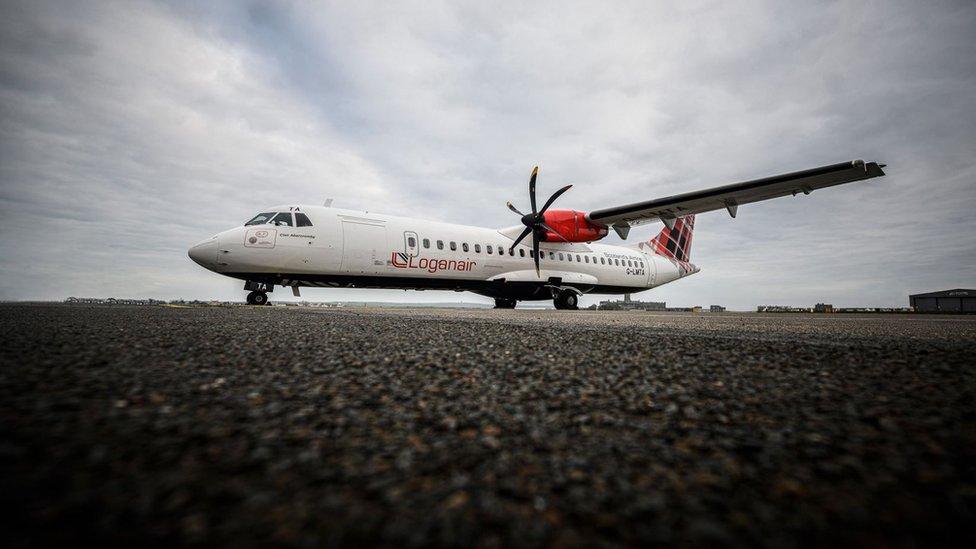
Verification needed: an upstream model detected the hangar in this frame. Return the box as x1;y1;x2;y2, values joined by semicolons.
909;289;976;313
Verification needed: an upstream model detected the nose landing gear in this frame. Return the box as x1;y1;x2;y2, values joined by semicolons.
244;281;273;305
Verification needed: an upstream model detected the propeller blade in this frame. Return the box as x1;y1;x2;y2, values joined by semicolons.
509;226;532;253
529;166;539;214
538;184;572;215
506;201;525;217
539;222;569;242
532;231;541;277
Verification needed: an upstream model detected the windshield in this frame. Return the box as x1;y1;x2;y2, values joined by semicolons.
245;212;276;226
270;213;293;226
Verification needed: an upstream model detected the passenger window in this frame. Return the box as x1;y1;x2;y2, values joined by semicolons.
576;255;582;262
519;249;525;257
450;241;457;251
508;248;514;256
462;243;469;252
497;246;504;255
270;212;293;226
475;244;481;253
559;253;564;260
487;245;493;254
245;212;276;226
549;251;555;259
295;213;313;227
600;257;605;264
437;240;444;250
423;238;430;249
408;236;416;247
584;256;589;263
567;254;573;262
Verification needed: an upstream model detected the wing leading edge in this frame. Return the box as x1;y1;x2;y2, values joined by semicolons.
587;159;886;232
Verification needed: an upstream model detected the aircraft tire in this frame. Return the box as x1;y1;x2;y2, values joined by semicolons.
554;291;578;310
494;298;516;309
247;291;268;306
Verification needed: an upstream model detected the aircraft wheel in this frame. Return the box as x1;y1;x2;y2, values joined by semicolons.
554;291;578;310
494;298;516;309
248;291;268;306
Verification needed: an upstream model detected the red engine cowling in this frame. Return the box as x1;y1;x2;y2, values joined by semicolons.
540;210;609;242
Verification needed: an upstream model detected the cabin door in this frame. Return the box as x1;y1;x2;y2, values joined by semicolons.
340;221;387;275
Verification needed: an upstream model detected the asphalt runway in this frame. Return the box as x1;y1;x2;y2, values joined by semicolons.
2;304;974;546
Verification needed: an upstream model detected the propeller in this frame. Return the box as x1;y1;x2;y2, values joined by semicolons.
506;166;572;276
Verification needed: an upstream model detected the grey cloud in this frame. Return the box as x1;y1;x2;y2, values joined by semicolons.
1;0;973;307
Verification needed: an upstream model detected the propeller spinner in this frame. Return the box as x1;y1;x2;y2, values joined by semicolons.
506;166;572;276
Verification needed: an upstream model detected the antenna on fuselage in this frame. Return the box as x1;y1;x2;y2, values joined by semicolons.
323;198;334;207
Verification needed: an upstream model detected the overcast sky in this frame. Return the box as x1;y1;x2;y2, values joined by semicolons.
1;0;973;308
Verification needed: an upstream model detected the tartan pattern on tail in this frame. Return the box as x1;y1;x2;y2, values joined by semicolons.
648;215;695;262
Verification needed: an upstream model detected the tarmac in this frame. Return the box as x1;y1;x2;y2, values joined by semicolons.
2;303;974;546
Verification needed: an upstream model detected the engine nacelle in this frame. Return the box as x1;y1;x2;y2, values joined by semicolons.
541;210;609;242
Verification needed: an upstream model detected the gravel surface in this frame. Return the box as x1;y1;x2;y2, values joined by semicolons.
2;304;975;547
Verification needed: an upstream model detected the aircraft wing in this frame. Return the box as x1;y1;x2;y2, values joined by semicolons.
586;159;886;234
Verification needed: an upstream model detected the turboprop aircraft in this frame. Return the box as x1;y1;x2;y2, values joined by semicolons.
188;159;885;309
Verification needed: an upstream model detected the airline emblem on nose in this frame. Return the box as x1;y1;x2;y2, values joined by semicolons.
244;229;277;248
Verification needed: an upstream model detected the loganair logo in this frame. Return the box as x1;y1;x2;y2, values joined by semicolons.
390;252;476;273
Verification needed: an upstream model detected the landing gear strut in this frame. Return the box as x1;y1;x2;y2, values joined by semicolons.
246;291;269;306
494;297;517;309
553;290;579;310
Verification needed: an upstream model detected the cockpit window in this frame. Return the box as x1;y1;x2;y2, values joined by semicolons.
245;212;276;226
295;213;313;227
270;213;293;226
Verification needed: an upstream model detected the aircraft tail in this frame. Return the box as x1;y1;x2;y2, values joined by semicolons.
646;215;695;262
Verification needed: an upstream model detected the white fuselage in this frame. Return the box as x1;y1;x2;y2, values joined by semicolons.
188;205;698;300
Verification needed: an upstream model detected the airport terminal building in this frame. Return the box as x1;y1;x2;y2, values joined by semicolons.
909;289;975;313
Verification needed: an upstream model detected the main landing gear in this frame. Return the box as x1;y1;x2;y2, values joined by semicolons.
494;298;517;309
553;290;579;310
246;291;269;305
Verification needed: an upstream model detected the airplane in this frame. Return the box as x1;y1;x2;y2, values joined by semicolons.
188;159;886;309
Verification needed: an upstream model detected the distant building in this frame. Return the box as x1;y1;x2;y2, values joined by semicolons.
709;305;726;312
909;289;976;313
814;303;834;313
65;297;164;305
757;305;813;313
598;296;666;311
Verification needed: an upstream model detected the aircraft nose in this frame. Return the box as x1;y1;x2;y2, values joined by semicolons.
188;237;218;269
